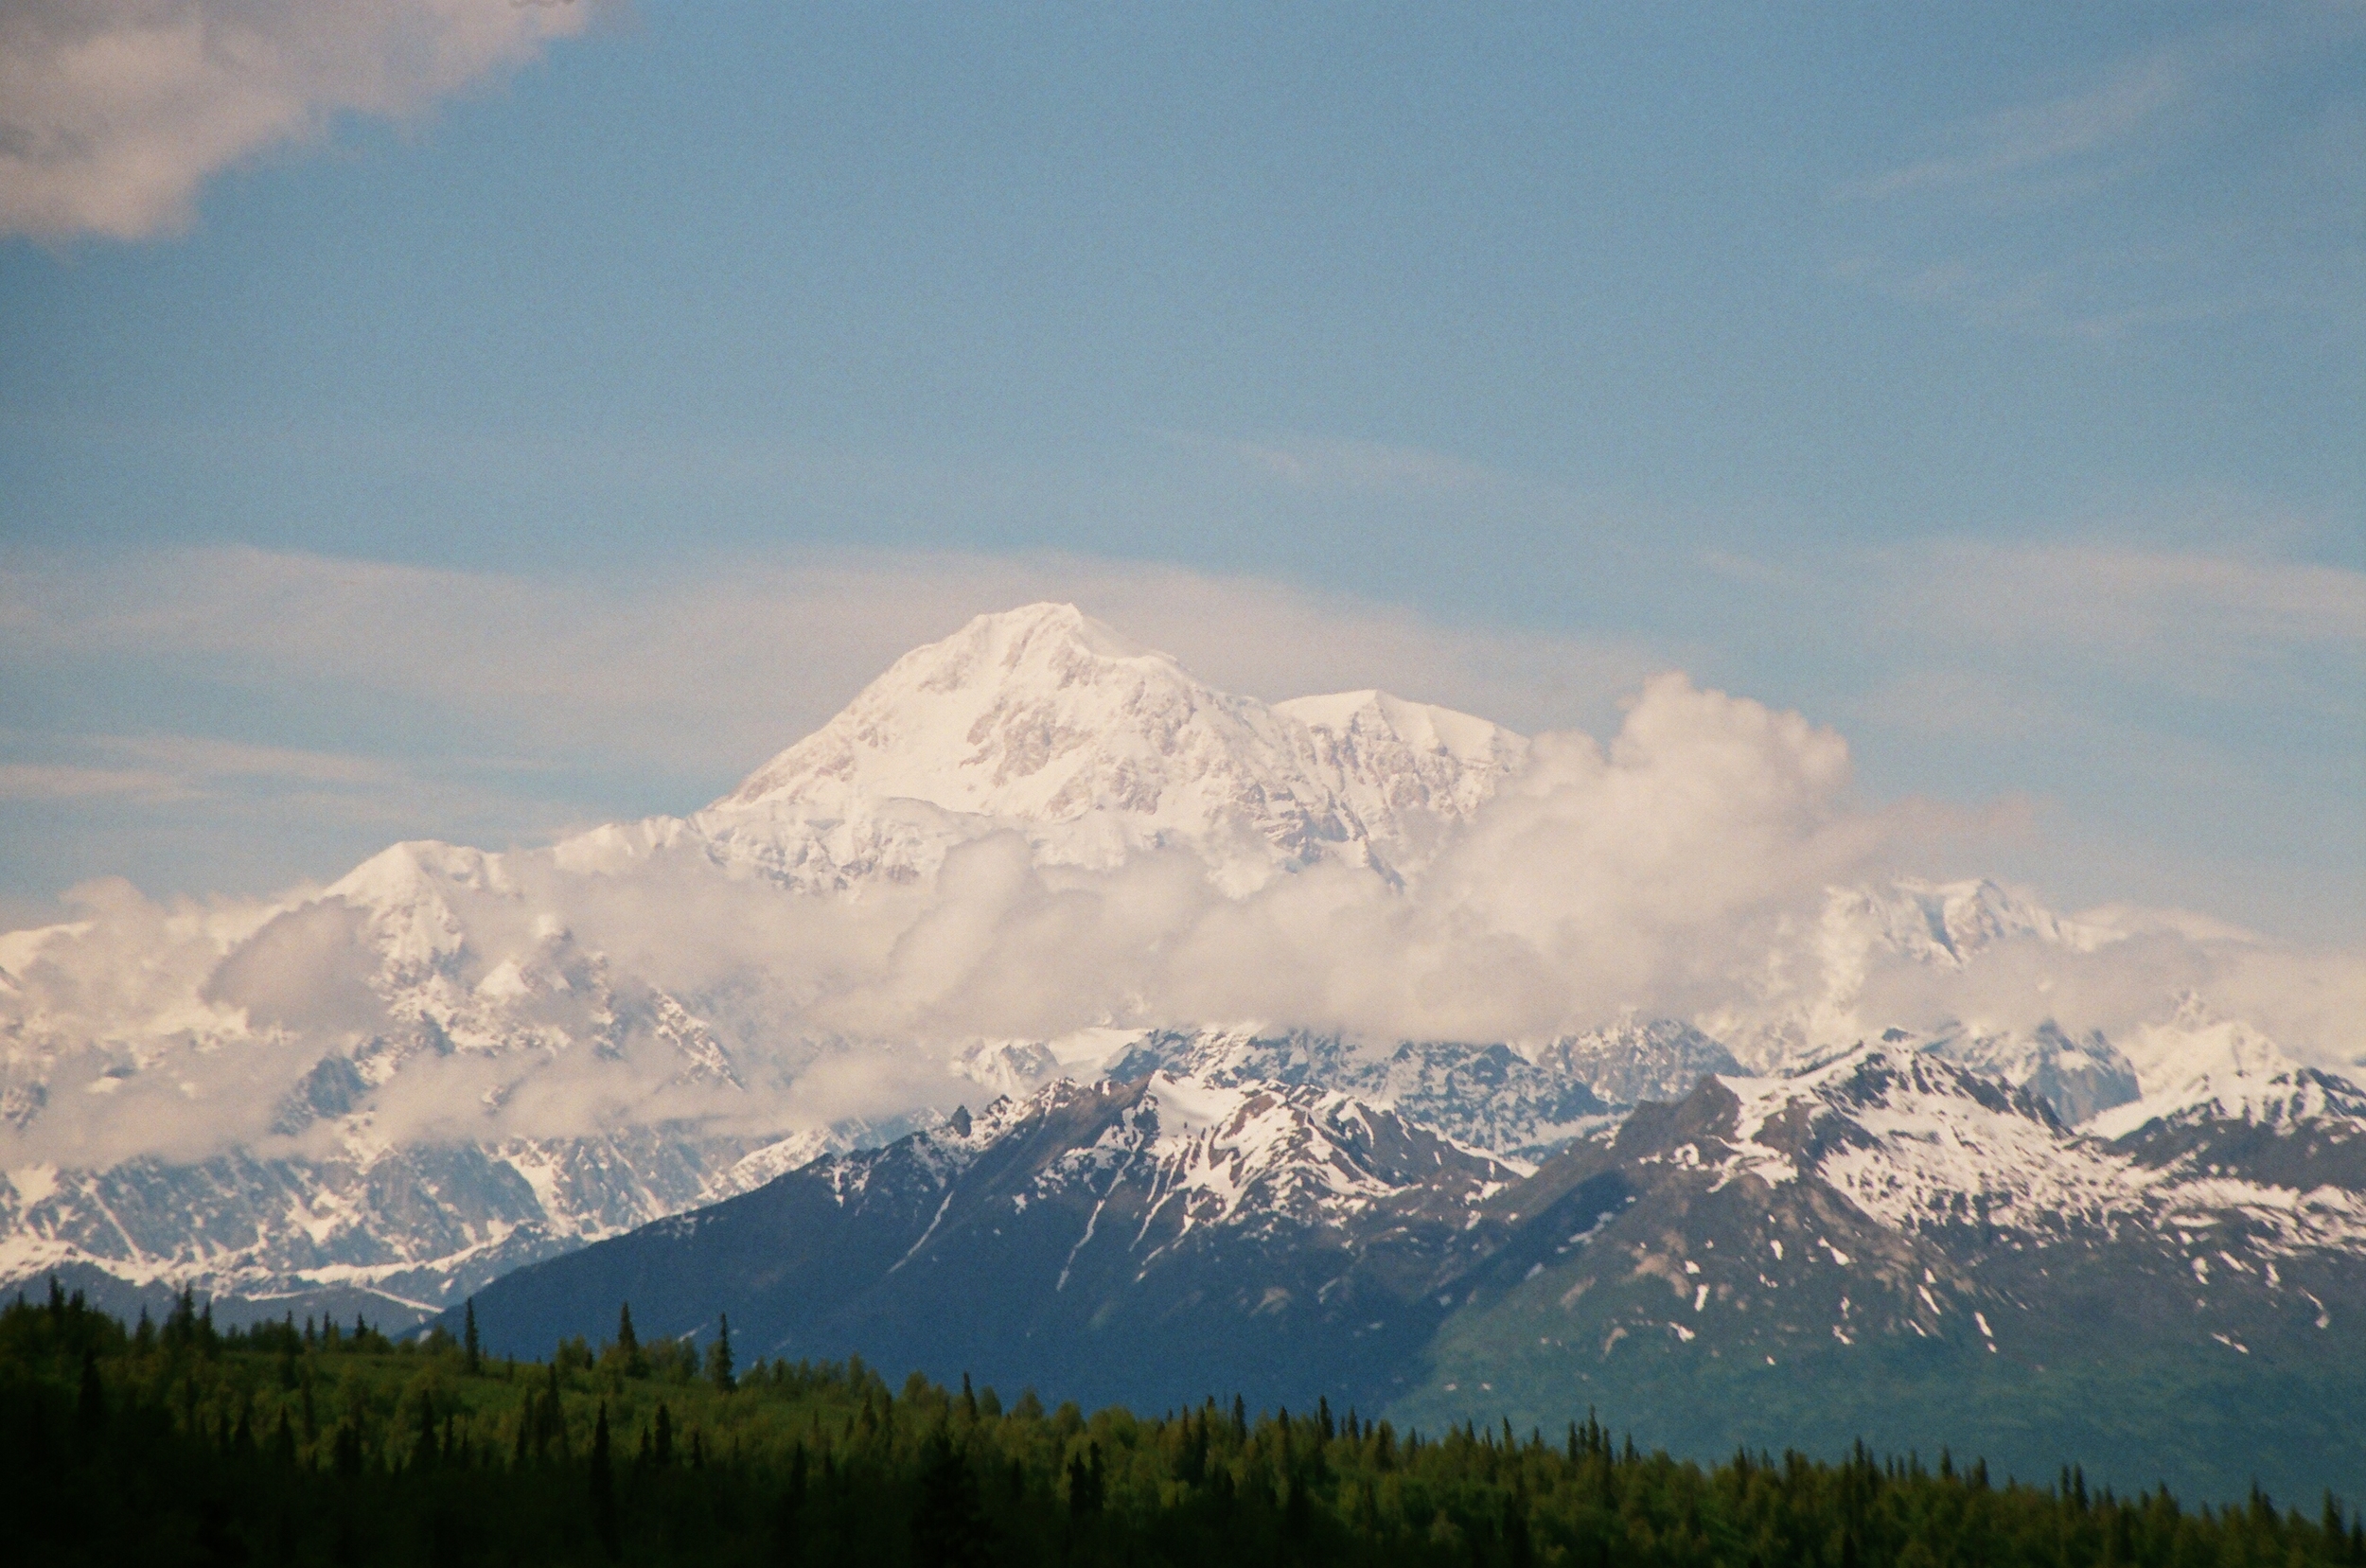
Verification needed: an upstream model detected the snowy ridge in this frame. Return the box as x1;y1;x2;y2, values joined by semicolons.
1131;1070;1512;1235
1701;1045;2366;1261
1726;1049;2127;1239
0;1128;766;1314
789;1064;1519;1260
1920;1021;2141;1127
1709;878;2130;1073
2093;1065;2366;1144
1098;1022;1732;1160
1824;878;2115;971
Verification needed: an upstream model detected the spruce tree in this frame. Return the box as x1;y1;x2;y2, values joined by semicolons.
74;1348;104;1436
914;1431;989;1567
463;1297;482;1374
613;1302;646;1378
707;1313;735;1393
591;1401;618;1557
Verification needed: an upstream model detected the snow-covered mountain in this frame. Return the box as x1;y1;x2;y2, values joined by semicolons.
460;1062;1527;1416
0;605;1533;1314
1089;1019;1737;1162
1396;1041;2366;1501
450;1038;2366;1503
0;602;2349;1337
574;601;1526;894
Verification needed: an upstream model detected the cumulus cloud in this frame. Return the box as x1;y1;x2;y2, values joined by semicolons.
0;671;1891;1163
0;0;592;240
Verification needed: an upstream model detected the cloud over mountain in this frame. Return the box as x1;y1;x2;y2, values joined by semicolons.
3;604;2357;1182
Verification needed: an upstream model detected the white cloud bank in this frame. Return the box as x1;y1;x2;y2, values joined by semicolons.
0;0;591;240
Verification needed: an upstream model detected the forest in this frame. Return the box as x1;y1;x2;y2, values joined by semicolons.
5;1278;2361;1567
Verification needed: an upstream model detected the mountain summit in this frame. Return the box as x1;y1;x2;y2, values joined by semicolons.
674;603;1527;891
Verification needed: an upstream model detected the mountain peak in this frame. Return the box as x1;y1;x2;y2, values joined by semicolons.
710;602;1282;826
971;601;1154;661
691;604;1527;890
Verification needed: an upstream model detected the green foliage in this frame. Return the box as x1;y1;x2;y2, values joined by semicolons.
3;1280;2359;1566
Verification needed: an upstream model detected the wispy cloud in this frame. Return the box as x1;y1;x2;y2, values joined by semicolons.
1895;539;2366;676
0;0;593;241
1213;434;1502;494
0;730;556;828
1840;47;2196;203
1830;12;2366;337
0;763;190;802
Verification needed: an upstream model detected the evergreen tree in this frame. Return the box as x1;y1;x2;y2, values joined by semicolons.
774;1444;810;1566
913;1431;989;1567
332;1420;363;1477
73;1348;104;1436
1067;1442;1104;1517
463;1297;482;1374
706;1313;735;1393
591;1401;619;1558
9;1290;2366;1568
609;1302;647;1379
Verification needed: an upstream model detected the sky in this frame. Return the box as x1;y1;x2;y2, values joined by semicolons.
1;1;2360;943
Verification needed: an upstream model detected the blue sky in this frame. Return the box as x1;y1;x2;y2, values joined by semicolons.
1;2;2359;940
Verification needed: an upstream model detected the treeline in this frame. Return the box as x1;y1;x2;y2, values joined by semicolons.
4;1279;2361;1566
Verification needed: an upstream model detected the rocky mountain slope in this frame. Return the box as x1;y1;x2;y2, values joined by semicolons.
464;1066;1527;1415
1400;1043;2366;1502
454;1040;2366;1502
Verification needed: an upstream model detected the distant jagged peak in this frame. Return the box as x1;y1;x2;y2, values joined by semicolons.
2081;1003;2330;1137
1823;876;2116;969
1276;688;1526;768
1915;1018;2143;1127
326;838;512;907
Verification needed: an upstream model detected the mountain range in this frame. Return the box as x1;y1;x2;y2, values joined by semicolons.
4;603;2359;1502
